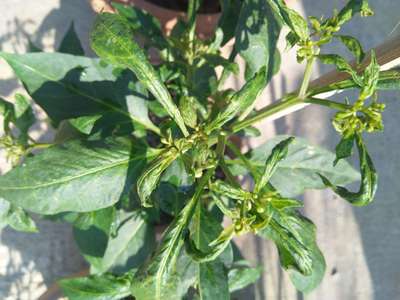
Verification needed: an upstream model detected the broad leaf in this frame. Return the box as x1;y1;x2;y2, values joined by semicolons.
90;13;188;136
69;115;102;135
59;273;132;300
230;135;359;197
259;209;326;293
335;35;365;63
100;210;155;274
73;207;115;271
235;0;281;79
228;260;262;293
0;52;159;133
0;137;150;214
218;0;242;46
59;22;85;55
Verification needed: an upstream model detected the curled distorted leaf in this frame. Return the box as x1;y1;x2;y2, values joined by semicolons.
254;136;295;193
335;35;365;63
90;13;188;136
270;197;303;210
273;0;309;41
131;170;213;300
137;147;179;207
59;272;133;300
337;0;374;26
210;180;250;201
185;224;234;263
319;134;377;206
259;209;326;292
317;54;362;86
179;96;197;129
205;67;267;132
334;134;355;166
360;51;380;99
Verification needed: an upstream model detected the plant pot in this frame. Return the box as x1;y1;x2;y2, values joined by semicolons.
90;0;220;39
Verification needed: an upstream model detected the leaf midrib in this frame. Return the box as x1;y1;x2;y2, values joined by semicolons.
0;152;151;191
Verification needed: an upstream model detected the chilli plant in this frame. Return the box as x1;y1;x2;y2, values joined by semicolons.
0;0;399;299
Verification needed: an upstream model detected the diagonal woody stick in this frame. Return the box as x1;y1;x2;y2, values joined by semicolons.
232;34;400;132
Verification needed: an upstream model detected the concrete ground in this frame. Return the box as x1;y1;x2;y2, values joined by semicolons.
0;0;400;299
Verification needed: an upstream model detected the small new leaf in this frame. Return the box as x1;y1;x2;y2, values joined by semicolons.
274;0;309;41
254;136;294;194
319;134;377;206
205;67;267;132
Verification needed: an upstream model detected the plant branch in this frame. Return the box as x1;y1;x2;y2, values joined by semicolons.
298;57;315;99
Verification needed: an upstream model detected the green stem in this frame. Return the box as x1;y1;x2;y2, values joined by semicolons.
304;97;351;110
298;57;315;99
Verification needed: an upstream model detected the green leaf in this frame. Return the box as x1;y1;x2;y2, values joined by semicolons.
235;0;281;79
59;272;132;300
228;260;262;293
0;198;38;232
131;171;213;300
360;51;380;99
254;136;294;193
319;134;377;206
334;134;355;166
199;261;230;300
73;207;115;271
210;180;249;201
335;35;365;64
179;96;198;129
206;67;267;132
273;0;309;41
59;22;84;55
0;95;34;138
271;198;303;210
69;115;102;135
0;52;159;133
336;0;374;26
90;13;188;136
259;209;326;293
0;137;150;214
218;0;242;46
111;2;166;47
318;54;362;86
100;211;155;274
230;135;360;197
137;147;179;207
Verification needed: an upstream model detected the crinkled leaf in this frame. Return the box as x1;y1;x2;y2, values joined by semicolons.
336;0;374;26
0;52;158;133
259;209;326;293
235;0;281;79
206;67;267;132
59;272;132;300
360;51;380;99
111;2;166;47
271;198;303;210
179;96;197;129
90;13;188;136
131;172;213;300
230;135;360;197
318;54;362;86
0;137;149;214
254;136;294;193
211;180;249;201
335;35;365;64
334;134;355;166
59;22;84;55
228;260;262;293
137;147;179;207
319;134;377;206
273;0;309;41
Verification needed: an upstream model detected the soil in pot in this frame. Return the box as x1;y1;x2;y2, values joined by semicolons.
147;0;221;13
